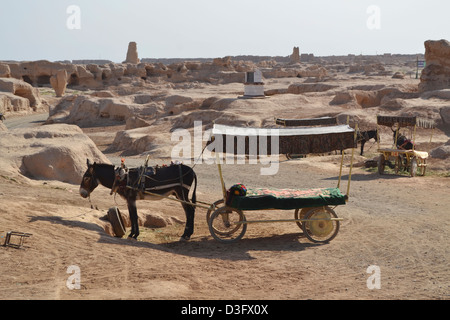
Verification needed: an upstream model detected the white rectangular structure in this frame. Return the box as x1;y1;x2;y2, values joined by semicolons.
244;84;265;97
243;69;265;97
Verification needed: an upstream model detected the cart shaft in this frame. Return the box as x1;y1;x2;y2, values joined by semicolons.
233;217;344;224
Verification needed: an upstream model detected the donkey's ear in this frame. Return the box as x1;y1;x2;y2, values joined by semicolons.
87;159;91;167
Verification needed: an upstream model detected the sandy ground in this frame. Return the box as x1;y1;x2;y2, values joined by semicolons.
0;147;449;300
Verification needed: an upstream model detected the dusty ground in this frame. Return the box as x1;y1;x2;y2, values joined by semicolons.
0;146;449;300
0;75;449;301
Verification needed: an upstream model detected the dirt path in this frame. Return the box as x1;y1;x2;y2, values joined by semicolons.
2;112;49;130
0;154;448;300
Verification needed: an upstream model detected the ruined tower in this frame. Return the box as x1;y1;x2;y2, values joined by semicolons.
289;47;300;64
124;42;140;64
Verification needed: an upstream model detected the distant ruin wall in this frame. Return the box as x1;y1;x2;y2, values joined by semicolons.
419;39;450;92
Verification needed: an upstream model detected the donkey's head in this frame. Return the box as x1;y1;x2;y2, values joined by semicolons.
79;159;99;198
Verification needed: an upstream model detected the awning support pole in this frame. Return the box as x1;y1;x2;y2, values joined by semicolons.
346;124;357;199
216;152;227;202
337;149;345;189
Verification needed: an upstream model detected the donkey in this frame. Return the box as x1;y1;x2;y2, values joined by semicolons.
393;129;414;150
356;129;379;155
79;160;197;241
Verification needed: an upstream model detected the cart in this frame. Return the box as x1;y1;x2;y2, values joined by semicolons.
376;115;435;177
275;116;338;159
205;123;357;243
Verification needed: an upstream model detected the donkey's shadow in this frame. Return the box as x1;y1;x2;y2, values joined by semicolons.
28;214;319;261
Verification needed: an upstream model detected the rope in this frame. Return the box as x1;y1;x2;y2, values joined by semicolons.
88;195;98;210
365;140;377;152
191;141;209;170
125;186;213;210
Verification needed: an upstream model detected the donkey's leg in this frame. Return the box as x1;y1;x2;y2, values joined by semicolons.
178;189;195;241
360;140;366;156
180;203;195;241
127;199;140;239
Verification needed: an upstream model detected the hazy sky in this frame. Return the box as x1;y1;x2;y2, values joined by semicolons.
0;0;449;62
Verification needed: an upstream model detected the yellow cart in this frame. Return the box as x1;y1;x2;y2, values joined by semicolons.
377;148;428;177
376;115;435;177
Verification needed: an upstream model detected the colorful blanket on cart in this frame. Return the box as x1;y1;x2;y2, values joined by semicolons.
229;187;347;211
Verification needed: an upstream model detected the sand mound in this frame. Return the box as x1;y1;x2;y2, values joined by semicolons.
0;78;44;114
430;139;450;159
0;124;110;183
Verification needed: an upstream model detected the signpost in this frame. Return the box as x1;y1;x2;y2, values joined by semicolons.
416;56;426;79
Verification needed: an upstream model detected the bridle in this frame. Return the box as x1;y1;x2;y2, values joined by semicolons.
83;167;99;192
81;165;99;209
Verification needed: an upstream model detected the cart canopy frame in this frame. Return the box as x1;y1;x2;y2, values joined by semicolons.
209;123;357;201
209;124;356;155
376;115;435;129
376;115;436;151
275;116;338;127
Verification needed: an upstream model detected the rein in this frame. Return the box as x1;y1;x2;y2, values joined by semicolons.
88;195;99;210
365;140;377;152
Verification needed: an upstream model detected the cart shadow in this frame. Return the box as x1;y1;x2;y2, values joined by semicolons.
324;172;411;182
157;233;322;261
28;215;323;261
96;231;322;261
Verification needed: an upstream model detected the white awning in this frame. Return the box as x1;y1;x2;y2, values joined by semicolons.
212;124;354;137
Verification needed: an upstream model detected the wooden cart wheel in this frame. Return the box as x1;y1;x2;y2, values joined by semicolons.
294;207;316;229
107;207;126;238
410;157;418;177
206;199;225;223
208;206;247;243
421;159;427;176
395;155;404;173
302;207;340;243
377;154;385;175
